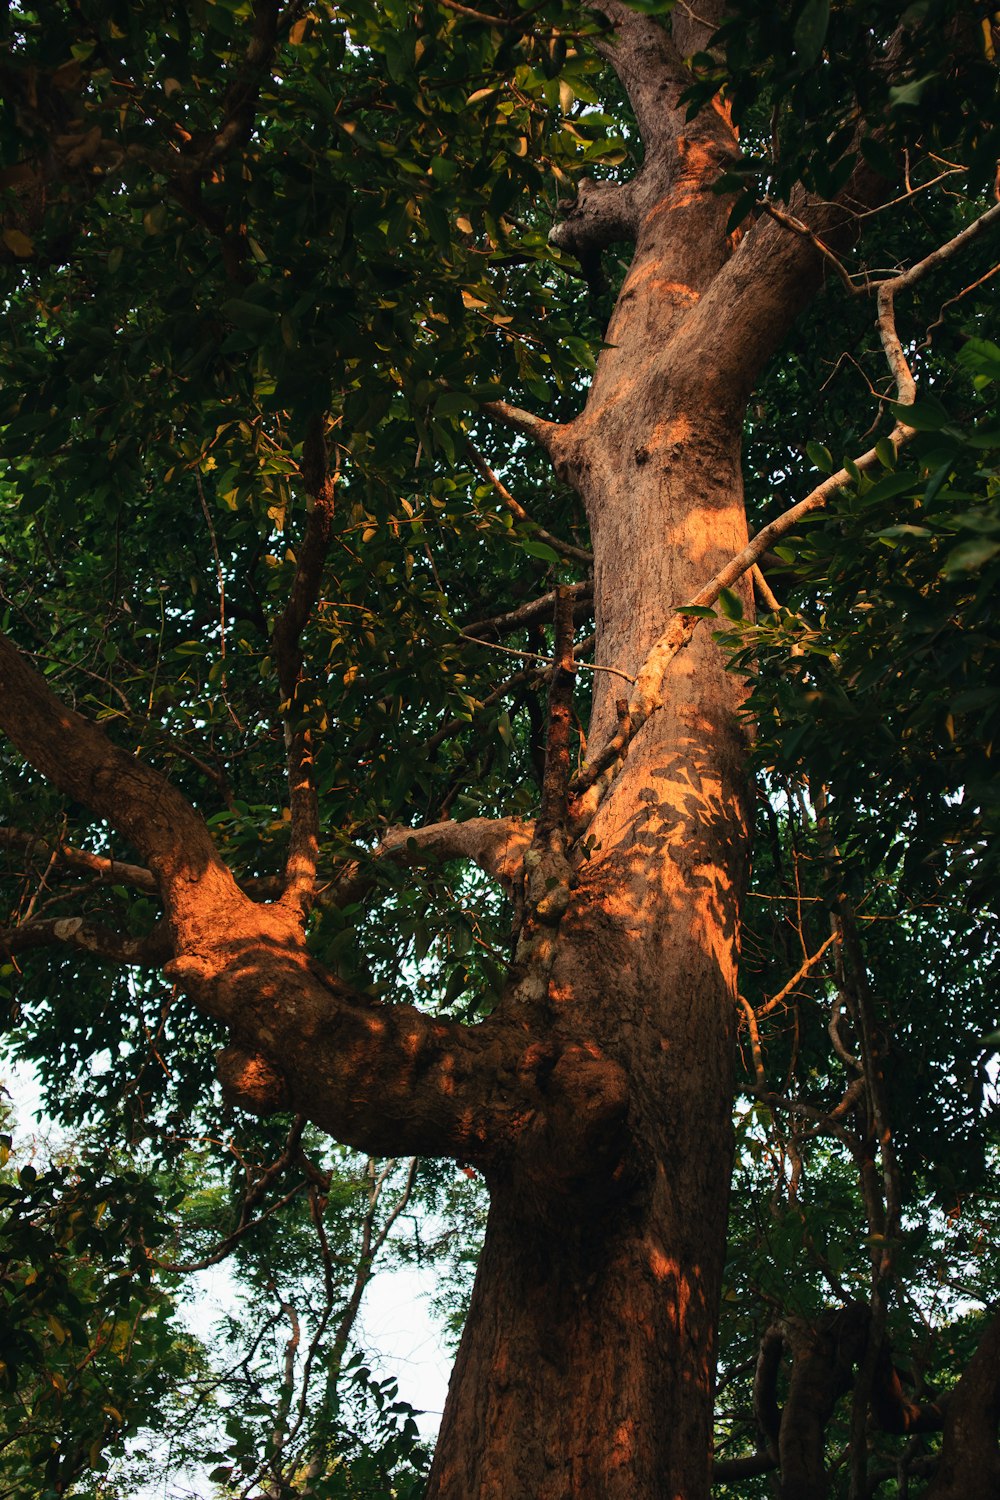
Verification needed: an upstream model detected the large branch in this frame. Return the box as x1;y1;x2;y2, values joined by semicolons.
0;624;625;1171
481;401;569;460
201;938;627;1176
0;628;241;939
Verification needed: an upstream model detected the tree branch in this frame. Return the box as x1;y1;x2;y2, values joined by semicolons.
0;628;242;938
0;827;158;895
462;580;593;640
481;400;568;459
549;176;639;259
876;200;1000;407
327;815;533;906
0;915;171;967
271;415;339;917
466;442;593;564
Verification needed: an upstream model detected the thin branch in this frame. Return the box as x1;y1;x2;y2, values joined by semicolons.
459;629;634;682
158;1118;308;1272
758;199;859;295
481;400;567;459
466;441;593;564
0;826;159;895
436;0;547;28
422;668;537;756
876;201;1000;405
712;1452;779;1482
872;198;1000;294
462;580;593;640
756;932;840;1019
328;1157;419;1376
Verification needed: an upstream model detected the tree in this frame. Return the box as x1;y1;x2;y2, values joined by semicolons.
0;1;998;1496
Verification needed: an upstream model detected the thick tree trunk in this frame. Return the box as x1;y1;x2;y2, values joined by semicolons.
427;412;751;1498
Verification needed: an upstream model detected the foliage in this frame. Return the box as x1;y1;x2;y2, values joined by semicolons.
0;1102;209;1499
0;0;998;1494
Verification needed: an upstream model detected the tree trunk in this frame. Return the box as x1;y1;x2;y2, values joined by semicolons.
428;414;752;1498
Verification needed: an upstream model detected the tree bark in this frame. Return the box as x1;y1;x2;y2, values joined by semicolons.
923;1310;1000;1500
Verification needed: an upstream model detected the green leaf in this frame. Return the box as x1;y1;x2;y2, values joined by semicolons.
521;538;561;563
221;299;275;334
889;397;950;431
889;72;938;109
860;472;918;506
793;0;830;66
942;537;1000;574
717;587;744;620
806;441;833;473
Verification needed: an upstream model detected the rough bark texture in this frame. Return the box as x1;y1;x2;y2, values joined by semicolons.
923;1310;1000;1500
421;8;810;1494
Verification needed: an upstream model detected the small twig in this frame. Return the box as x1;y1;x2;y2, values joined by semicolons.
921;259;1000;347
466;440;593;565
460;629;634;682
755;931;840;1019
759;200;859;294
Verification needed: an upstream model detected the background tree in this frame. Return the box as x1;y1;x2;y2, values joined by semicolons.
0;1;998;1497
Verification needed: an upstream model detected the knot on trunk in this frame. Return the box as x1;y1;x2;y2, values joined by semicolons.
549;177;637;257
493;1041;631;1223
216;1044;290;1115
